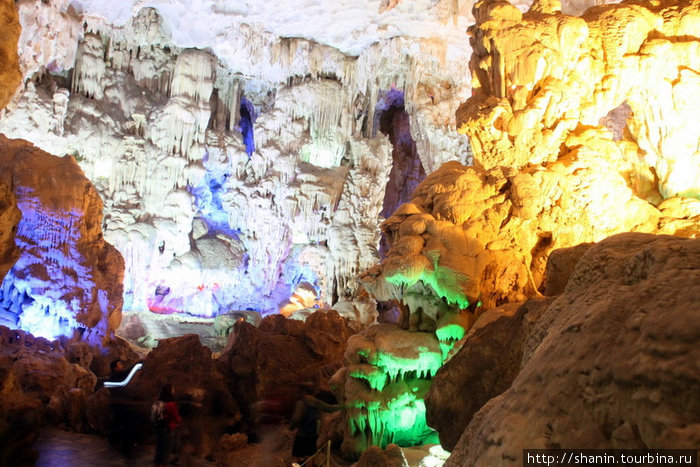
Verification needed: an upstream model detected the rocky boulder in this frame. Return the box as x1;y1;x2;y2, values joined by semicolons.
0;135;124;346
426;233;700;466
219;310;354;428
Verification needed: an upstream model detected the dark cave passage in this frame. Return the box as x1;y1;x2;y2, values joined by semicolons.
376;88;426;256
239;97;256;157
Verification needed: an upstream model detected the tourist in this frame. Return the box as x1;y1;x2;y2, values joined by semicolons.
153;383;182;467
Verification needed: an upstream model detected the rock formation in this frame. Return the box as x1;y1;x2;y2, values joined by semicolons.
219;310;354;426
461;0;700;200
0;136;124;345
428;233;700;466
0;1;474;333
0;0;21;109
362;0;700;316
0;327;99;463
351;0;699;460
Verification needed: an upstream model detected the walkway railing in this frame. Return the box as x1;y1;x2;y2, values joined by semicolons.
291;440;331;467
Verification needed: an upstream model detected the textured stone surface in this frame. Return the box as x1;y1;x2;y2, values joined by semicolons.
425;301;535;450
460;0;700;199
362;154;667;312
0;0;21;109
363;0;700;325
435;233;700;466
0;181;20;280
0;135;124;345
219;310;353;428
543;242;593;296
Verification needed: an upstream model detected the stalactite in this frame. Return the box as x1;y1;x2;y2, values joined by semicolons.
72;33;106;99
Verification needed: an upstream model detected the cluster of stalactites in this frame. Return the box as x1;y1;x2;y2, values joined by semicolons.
72;33;106;100
461;0;700;198
336;324;449;458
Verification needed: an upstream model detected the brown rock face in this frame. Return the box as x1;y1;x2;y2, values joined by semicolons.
0;135;124;345
428;233;700;466
124;334;241;457
0;181;20;279
0;326;99;462
0;0;21;109
425;300;549;450
219;311;353;422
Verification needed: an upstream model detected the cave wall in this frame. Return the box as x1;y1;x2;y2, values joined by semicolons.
362;0;700;314
429;233;700;466
0;136;124;345
0;0;21;110
0;2;475;329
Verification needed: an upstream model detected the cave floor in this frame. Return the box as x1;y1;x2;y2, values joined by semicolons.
33;427;218;467
32;426;440;466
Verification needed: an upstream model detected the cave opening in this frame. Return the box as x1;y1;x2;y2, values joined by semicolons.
376;88;426;253
374;88;427;325
239;97;256;157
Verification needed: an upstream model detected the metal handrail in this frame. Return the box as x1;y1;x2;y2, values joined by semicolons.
103;363;143;388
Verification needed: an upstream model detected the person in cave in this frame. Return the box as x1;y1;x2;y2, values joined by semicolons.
290;386;344;466
153;383;182;467
108;359;129;382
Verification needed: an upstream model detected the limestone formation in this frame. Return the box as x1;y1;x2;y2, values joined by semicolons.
0;136;124;345
0;3;472;331
0;0;21;109
460;0;700;198
363;0;700;319
219;310;353;426
427;233;700;466
354;0;699;460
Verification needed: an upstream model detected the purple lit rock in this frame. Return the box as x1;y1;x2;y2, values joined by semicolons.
0;135;124;345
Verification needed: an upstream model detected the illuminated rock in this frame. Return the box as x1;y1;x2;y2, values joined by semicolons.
336;324;448;458
0;4;472;328
365;0;700;317
460;0;700;198
0;0;21;109
219;310;353;423
0;136;124;345
354;0;699;459
434;233;700;465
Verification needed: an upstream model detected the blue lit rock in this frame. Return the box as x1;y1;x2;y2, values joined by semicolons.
0;136;124;345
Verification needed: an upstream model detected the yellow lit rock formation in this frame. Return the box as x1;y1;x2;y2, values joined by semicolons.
363;0;700;315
